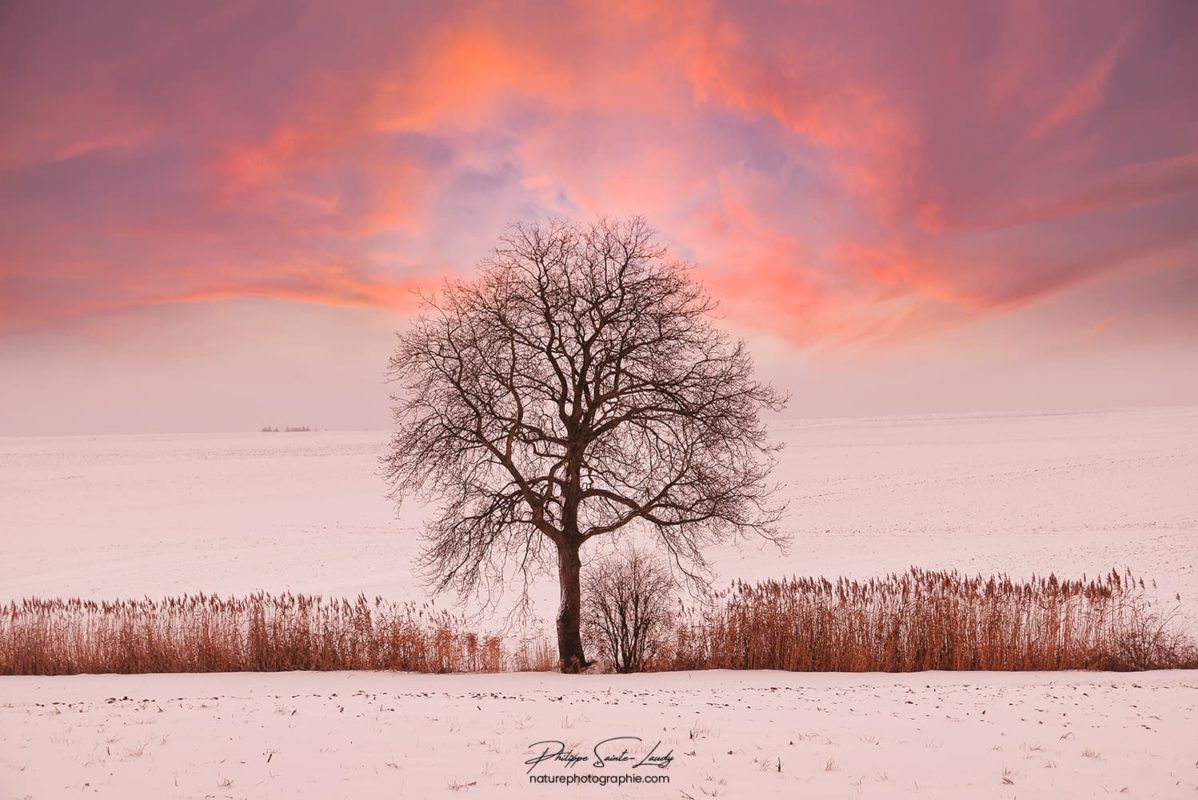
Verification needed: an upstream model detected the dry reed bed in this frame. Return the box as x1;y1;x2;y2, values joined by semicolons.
664;568;1197;672
1;570;1193;675
0;593;554;676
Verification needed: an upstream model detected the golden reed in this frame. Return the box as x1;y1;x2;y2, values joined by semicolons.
0;593;554;675
663;568;1196;672
1;570;1192;675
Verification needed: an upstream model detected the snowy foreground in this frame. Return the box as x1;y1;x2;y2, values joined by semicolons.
2;406;1197;798
3;670;1196;799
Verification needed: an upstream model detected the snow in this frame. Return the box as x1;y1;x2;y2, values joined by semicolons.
2;406;1196;617
2;406;1197;798
2;670;1195;799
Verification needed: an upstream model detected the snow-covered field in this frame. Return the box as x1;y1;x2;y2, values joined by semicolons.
2;406;1197;798
3;670;1196;799
3;406;1197;613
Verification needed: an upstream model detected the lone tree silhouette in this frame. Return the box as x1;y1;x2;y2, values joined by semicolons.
384;217;787;673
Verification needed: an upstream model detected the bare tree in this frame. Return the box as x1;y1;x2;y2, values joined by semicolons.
384;217;787;673
584;547;675;673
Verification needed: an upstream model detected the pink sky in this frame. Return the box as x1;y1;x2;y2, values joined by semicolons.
2;0;1197;434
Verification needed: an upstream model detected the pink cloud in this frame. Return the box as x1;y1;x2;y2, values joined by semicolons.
0;0;1195;351
1029;27;1132;139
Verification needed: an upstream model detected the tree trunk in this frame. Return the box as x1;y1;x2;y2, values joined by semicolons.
555;544;587;673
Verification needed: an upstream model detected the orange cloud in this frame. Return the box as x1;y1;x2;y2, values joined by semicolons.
1;0;1195;352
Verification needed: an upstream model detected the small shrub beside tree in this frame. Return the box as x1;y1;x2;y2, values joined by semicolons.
583;547;675;673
